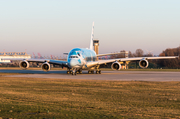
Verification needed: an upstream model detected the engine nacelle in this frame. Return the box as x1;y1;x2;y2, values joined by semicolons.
19;60;29;69
111;62;121;70
139;59;149;68
41;62;50;72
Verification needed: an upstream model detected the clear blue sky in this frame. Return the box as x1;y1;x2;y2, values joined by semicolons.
0;0;180;56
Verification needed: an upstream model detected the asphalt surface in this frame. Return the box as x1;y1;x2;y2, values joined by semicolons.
1;69;180;81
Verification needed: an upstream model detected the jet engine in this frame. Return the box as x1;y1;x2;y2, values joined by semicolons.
111;62;121;70
139;59;149;68
19;60;29;69
41;62;50;72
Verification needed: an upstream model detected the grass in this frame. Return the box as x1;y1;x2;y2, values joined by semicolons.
0;75;180;118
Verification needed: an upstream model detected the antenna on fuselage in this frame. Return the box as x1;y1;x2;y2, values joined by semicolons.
89;22;94;50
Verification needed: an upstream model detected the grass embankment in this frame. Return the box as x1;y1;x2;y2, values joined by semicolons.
0;76;180;118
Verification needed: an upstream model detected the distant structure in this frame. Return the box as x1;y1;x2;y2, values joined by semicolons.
93;39;99;54
120;51;129;58
0;52;31;63
93;39;129;69
118;51;129;69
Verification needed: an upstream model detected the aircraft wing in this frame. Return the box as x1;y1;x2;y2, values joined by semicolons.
1;58;68;66
96;56;179;65
97;52;124;57
46;59;68;66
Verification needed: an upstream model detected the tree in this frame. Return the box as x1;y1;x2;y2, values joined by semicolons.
128;51;134;57
157;47;180;68
135;49;144;57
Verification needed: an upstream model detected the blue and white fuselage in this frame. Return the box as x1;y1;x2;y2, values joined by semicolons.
67;48;97;69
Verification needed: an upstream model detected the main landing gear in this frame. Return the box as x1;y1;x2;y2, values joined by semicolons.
67;69;101;75
88;70;101;74
67;69;83;75
67;70;77;75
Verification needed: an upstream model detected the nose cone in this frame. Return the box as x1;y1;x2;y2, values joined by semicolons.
69;59;79;68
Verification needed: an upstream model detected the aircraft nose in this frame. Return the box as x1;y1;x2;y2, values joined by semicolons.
69;59;79;68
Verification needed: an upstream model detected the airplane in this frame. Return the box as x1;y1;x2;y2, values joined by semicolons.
2;22;179;75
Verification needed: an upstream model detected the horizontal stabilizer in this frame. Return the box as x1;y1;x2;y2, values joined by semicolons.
63;53;69;55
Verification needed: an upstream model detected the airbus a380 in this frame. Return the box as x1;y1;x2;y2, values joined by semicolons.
3;22;179;75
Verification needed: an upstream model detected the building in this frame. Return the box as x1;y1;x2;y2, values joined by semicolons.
93;40;99;54
117;51;129;69
0;52;31;63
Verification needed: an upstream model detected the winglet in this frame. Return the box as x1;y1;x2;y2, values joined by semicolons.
89;22;94;50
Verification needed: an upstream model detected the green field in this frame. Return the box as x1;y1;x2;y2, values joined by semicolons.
0;74;180;119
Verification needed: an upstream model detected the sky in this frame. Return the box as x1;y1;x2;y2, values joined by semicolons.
0;0;180;57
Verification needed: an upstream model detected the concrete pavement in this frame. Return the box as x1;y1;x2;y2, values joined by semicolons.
1;69;180;81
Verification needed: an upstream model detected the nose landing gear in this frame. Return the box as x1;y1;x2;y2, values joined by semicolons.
72;69;77;75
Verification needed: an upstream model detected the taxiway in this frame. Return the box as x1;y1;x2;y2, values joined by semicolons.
1;69;180;81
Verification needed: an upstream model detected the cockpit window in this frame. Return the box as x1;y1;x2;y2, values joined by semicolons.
69;56;78;58
77;52;80;56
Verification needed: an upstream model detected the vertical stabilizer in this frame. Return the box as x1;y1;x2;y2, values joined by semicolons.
89;22;94;50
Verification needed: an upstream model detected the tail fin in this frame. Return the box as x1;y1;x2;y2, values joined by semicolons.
89;22;94;50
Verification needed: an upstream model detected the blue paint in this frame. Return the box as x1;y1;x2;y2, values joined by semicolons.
67;48;97;62
78;59;81;63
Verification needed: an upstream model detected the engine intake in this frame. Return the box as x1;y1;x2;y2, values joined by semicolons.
111;62;121;70
41;62;50;72
19;60;29;69
139;59;149;68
